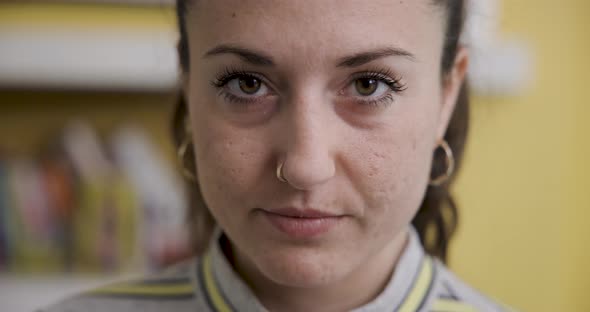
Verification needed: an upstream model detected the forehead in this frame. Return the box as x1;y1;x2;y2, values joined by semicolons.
186;0;445;67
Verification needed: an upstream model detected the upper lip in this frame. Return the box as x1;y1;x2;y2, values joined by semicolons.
265;207;341;218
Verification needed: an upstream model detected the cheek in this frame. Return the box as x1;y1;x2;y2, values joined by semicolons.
188;105;269;216
349;106;437;224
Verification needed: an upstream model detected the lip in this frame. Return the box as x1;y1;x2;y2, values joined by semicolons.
260;208;344;239
267;207;341;218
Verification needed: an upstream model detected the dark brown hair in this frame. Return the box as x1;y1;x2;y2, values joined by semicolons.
173;0;469;262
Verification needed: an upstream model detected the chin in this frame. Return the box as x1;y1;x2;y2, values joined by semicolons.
251;245;350;288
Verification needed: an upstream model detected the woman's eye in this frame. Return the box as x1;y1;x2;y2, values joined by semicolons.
224;75;269;97
349;77;391;98
237;76;262;94
355;78;379;96
339;72;406;108
211;72;277;111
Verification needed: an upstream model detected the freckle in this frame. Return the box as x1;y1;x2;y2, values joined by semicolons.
373;152;386;160
232;12;236;18
368;163;378;177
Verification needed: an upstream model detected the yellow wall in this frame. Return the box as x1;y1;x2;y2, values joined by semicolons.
0;3;175;31
451;1;590;311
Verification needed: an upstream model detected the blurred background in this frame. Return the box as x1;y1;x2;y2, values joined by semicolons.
0;0;588;311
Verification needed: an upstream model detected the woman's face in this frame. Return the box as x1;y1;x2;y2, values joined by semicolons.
185;0;466;288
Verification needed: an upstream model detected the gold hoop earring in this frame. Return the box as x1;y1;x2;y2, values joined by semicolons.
276;161;288;183
429;139;455;187
178;135;197;182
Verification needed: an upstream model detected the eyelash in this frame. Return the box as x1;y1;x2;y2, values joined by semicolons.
349;68;407;107
354;68;407;93
211;67;261;89
210;67;267;105
210;67;407;107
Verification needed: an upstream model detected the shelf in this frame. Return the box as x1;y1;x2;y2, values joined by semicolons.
0;274;135;312
0;3;179;91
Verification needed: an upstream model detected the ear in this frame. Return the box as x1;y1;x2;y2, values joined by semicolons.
436;46;469;141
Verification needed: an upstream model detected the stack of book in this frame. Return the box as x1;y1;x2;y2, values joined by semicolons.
0;120;190;273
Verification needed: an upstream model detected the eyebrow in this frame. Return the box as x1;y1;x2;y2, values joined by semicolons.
202;45;415;68
336;47;416;67
203;44;275;66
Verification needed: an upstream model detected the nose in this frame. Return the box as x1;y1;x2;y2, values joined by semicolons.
278;94;336;190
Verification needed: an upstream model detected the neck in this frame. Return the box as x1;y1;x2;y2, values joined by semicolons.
229;230;409;312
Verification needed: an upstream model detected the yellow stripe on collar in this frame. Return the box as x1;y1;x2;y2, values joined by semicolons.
202;253;233;312
90;282;194;297
431;299;478;312
397;256;435;312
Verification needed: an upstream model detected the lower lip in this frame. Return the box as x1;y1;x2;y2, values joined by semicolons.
262;211;342;239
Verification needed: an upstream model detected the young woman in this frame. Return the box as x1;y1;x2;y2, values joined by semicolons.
44;0;513;311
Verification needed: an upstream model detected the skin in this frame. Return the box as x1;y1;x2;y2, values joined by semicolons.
183;0;468;311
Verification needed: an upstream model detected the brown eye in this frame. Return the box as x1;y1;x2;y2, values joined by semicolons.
355;78;379;96
239;76;262;94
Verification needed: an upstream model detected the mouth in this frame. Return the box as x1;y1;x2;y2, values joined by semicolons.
258;207;345;239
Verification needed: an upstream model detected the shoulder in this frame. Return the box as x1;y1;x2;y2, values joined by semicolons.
38;259;211;312
428;259;518;312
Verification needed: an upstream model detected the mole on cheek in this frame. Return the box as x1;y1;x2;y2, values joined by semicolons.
231;12;236;18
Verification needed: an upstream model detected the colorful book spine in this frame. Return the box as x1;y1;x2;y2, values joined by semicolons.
0;121;189;274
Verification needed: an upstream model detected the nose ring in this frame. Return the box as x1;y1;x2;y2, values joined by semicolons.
276;161;288;183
